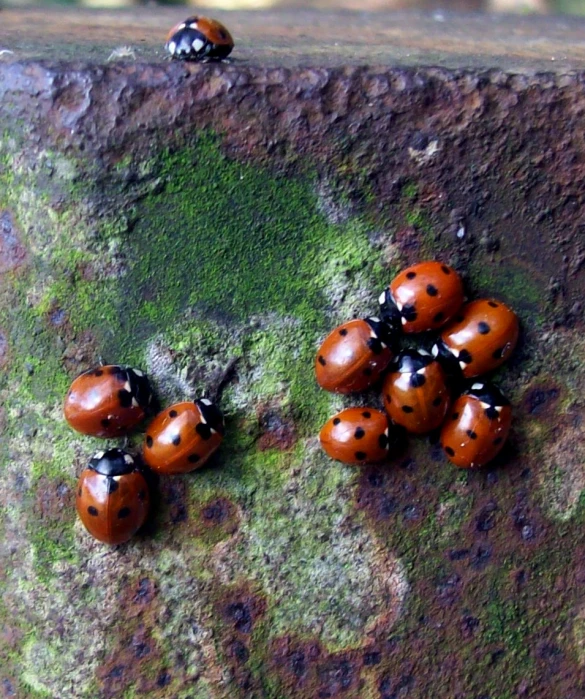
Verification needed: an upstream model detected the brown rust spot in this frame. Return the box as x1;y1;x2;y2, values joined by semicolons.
522;383;561;418
117;577;158;620
33;476;74;524
257;404;297;451
190;496;240;544
0;210;27;274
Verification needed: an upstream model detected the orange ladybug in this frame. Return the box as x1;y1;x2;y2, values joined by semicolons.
441;382;511;468
319;407;393;465
64;365;153;438
315;318;395;394
166;16;234;61
433;299;519;378
143;399;225;475
382;349;451;434
379;261;464;333
76;449;150;545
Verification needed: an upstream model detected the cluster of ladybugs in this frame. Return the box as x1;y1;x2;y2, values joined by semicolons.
315;260;519;470
63;367;225;545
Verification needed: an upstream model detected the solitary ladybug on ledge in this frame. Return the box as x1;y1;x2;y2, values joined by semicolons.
379;260;464;334
143;398;225;475
64;365;153;438
319;407;394;465
433;298;519;379
166;16;234;61
440;382;512;469
315;317;395;394
382;349;451;434
76;448;150;545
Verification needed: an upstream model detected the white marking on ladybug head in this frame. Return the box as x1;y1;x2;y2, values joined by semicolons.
131;397;139;408
459;361;467;370
384;428;389;436
200;398;212;406
178;23;186;30
168;41;177;54
192;38;205;52
396;302;403;312
378;291;386;305
124;454;134;464
431;344;439;357
123;382;131;392
381;342;387;349
211;427;217;435
189;22;198;29
480;401;490;409
94;451;105;460
401;317;407;325
471;383;484;390
417;368;426;374
370;317;380;323
114;475;122;481
419;349;431;356
133;369;144;377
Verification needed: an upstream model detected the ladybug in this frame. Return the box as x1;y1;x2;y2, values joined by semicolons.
64;365;153;437
143;398;225;475
319;407;393;465
379;260;464;333
315;318;395;394
76;448;150;545
382;349;451;433
440;382;512;469
432;299;519;379
166;16;234;61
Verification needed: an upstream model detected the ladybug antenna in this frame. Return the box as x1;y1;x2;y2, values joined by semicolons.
209;356;240;405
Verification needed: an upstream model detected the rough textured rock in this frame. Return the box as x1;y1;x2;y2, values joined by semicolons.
2;8;585;699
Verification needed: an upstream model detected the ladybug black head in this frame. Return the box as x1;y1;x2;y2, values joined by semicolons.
464;381;510;408
364;316;399;353
195;398;225;436
392;348;434;374
89;448;137;476
377;289;403;334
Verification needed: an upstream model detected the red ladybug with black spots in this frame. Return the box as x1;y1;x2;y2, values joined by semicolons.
64;365;153;438
319;407;393;465
379;261;464;333
143;398;225;475
440;382;512;469
315;317;395;394
433;299;519;379
76;448;150;545
166;16;234;61
382;349;451;434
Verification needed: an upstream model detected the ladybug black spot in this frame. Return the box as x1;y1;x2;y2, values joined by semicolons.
169;410;178;418
378;433;389;449
367;337;384;354
385;394;392;403
172;434;181;446
426;284;438;297
355;451;367;460
478;322;491;335
466;430;478;440
402;406;414;413
146;435;153;448
485;406;499;420
458;349;473;364
88;506;98;516
339;328;348;336
488;301;499;308
492;347;505;360
402;304;417;322
432;396;442;407
94;369;104;377
188;453;201;463
118;507;131;519
196;422;212;440
363;367;373;376
410;373;426;388
452;412;459;420
118;389;133;408
445;446;455;456
406;271;417;279
333;417;341;425
455;315;465;323
354;427;365;439
138;490;147;501
101;418;111;428
433;311;445;323
493;437;503;445
441;265;451;275
362;411;371;418
318;355;326;366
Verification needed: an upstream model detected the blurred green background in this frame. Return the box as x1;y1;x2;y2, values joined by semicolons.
2;0;584;16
